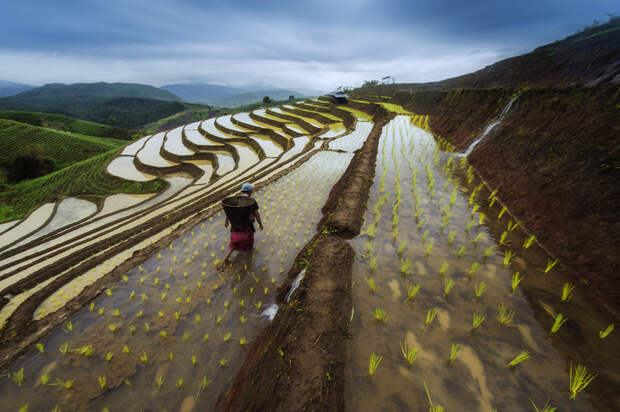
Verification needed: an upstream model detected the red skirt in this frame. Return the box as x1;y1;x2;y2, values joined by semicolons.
229;228;254;251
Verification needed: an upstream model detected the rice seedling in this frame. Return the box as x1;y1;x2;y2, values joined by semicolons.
499;231;509;245
498;303;515;326
511;272;523;293
472;233;484;244
456;245;466;258
424;381;444;412
404;284;421;302
503;250;515;267
543;259;558;274
530;399;557;412
34;343;45;354
523;235;536;249
425;240;434;257
425;308;438;327
422;230;430;242
122;345;130;354
369;255;377;271
156;376;164;389
220;358;228;367
98;376;106;390
140;352;148;364
484;246;494;258
498;206;507;219
374;307;388;322
59;343;69;355
468;262;480;278
599;323;614;338
365;277;376;293
105;352;114;362
400;338;418;366
448;343;462;365
465;219;475;231
368;352;383;376
550;313;567;334
569;362;597;400
176;378;184;389
63;321;73;334
472;313;485;330
400;258;413;275
438;262;449;276
443;279;455;297
12;367;24;386
448;231;456;245
561;283;575;302
507;350;530;367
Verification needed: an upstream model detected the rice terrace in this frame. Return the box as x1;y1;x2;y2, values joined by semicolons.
0;2;619;412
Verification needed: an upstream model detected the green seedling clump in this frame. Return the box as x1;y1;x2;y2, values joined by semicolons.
368;352;383;376
400;339;418;366
569;362;597;400
599;323;614;339
508;350;531;367
498;303;515;326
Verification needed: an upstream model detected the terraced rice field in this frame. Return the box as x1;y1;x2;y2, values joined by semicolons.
0;100;360;409
0;99;617;411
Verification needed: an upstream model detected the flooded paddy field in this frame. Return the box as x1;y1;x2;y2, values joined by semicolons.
0;150;354;411
344;115;619;411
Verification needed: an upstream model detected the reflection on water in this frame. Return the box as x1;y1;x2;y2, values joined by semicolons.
0;152;354;411
345;116;619;411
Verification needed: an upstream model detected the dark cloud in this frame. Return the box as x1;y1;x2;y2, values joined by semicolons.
0;0;615;90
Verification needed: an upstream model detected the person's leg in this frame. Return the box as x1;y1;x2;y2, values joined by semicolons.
222;247;234;264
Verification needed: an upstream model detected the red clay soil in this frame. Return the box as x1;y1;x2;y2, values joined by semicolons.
467;85;620;316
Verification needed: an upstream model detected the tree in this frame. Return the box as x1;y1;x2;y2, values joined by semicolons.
362;80;379;88
288;95;295;101
262;96;272;106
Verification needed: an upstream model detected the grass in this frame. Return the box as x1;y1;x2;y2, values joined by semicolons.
368;353;383;376
508;350;531;367
425;308;438;327
569;363;597;399
0;148;165;222
448;343;462;365
561;283;575;302
424;381;445;412
373;307;388;322
599;323;614;338
472;313;485;330
498;303;515;326
530;399;557;412
404;284;421;302
550;313;567;334
400;339;418;366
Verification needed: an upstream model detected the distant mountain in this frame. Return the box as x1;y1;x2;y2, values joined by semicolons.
161;83;244;104
11;82;181;102
161;83;312;106
0;82;188;128
0;80;34;98
212;89;308;107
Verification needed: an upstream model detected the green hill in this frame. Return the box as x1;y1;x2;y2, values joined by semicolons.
11;82;180;102
0;119;127;183
0;148;165;223
0;82;192;128
0;111;136;139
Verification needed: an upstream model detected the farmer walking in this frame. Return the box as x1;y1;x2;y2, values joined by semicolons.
220;183;263;267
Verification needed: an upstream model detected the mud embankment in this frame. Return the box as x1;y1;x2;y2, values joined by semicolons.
221;104;392;411
355;85;620;315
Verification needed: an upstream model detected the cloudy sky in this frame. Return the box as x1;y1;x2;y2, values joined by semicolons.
0;0;616;92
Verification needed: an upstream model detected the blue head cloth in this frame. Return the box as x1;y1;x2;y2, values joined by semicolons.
241;182;254;193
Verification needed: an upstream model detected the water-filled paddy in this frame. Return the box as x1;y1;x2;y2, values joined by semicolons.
0;150;354;411
344;116;619;411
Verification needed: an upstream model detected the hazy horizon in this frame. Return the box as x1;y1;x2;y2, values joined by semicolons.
1;1;617;91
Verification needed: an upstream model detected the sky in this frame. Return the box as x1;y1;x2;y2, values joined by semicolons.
0;0;616;92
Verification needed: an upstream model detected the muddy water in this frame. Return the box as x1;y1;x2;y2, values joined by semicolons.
0;151;354;411
345;116;619;411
